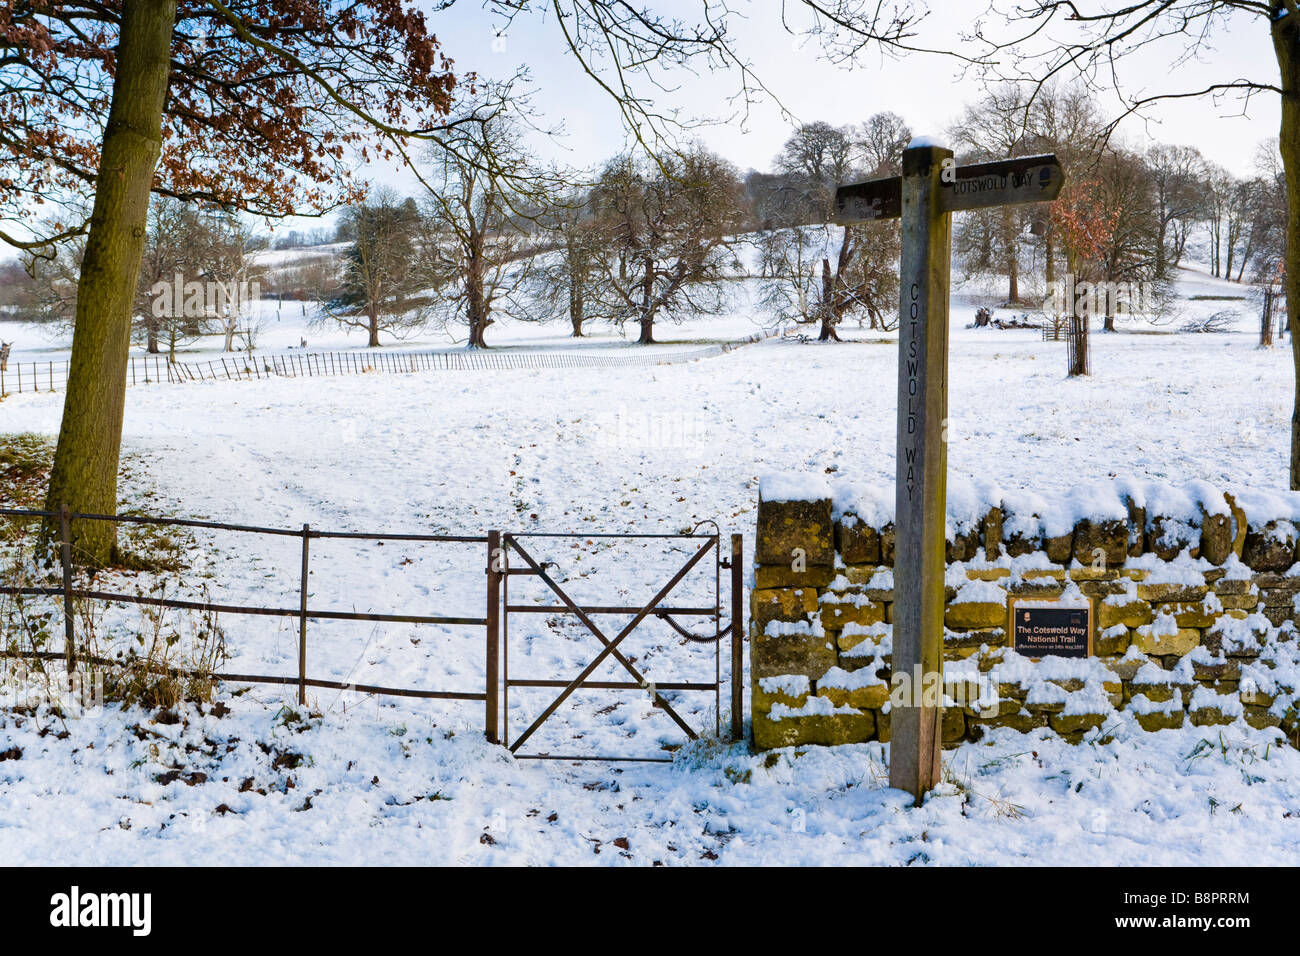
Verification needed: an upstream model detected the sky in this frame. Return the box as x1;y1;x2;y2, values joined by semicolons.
342;0;1282;211
0;1;1284;248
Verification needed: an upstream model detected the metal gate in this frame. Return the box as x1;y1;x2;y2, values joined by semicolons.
499;529;743;762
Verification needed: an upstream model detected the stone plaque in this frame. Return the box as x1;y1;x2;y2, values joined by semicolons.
1009;598;1092;658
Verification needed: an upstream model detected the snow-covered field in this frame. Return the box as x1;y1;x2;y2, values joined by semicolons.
2;263;1298;865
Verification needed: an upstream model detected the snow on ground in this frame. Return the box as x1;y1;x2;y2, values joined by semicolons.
0;264;1297;865
1;698;1297;866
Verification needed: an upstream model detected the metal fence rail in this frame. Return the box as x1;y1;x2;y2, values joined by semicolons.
0;332;774;396
0;506;501;739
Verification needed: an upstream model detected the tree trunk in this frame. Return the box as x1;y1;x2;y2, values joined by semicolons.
468;309;489;348
637;259;655;344
1275;13;1300;489
818;258;840;340
1155;217;1168;279
467;274;490;348
44;0;177;565
1045;231;1055;293
570;282;584;336
367;309;380;347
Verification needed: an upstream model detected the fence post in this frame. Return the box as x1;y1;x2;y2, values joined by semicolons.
59;504;77;682
486;530;501;743
730;533;744;742
298;523;310;707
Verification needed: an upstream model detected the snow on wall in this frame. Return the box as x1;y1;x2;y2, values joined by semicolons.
750;474;1300;752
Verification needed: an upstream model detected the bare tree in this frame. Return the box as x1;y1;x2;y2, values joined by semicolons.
329;190;426;347
856;111;912;177
135;198;194;356
419;87;555;349
1247;139;1289;282
591;147;746;344
760;221;900;338
530;191;610;337
759;115;905;338
1145;144;1206;278
1024;83;1108;291
948;84;1040;305
1095;147;1165;331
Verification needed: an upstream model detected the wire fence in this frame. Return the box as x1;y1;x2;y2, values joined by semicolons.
0;332;775;397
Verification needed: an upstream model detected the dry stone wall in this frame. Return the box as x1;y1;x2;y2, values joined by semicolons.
751;474;1300;751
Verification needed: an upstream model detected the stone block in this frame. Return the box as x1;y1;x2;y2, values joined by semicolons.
1211;577;1253;596
752;710;875;749
1136;581;1207;603
1191;658;1239;682
1153;601;1217;629
751;586;819;634
946;601;1007;630
1078;580;1129;599
1244;706;1281;730
1126;500;1146;557
946;528;980;563
1200;511;1233;565
754;564;836;590
1189;706;1236;728
756;494;834;567
1094;626;1130;656
815;682;889;710
1098;600;1153;629
965;567;1011;581
1101;654;1147;682
996;710;1049;733
1135;709;1185;732
1260;584;1300;607
751;628;836;680
752;675;810;712
879;524;896;565
1148;514;1200;560
1242;521;1297;573
1073;518;1128;566
836;518;880;565
1045;533;1074;564
1132;625;1201;657
942;707;967;743
1050;712;1105;735
820;598;885;629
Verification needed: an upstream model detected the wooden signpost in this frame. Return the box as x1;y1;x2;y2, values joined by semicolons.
834;143;1064;803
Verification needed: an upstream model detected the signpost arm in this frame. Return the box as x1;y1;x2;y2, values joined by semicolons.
890;143;953;804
